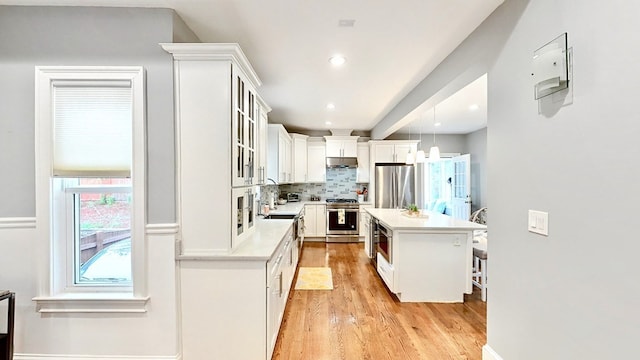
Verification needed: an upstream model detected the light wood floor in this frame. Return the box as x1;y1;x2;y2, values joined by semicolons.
272;242;486;360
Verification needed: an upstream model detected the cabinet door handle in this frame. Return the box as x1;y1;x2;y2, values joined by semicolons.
278;272;283;297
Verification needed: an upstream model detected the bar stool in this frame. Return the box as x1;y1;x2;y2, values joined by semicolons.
470;207;488;301
472;235;488;301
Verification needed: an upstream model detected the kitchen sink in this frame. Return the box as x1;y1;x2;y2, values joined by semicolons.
262;214;296;220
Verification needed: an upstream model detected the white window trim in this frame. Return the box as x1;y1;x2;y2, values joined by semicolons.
34;66;148;313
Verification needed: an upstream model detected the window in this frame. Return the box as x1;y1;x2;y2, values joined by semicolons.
64;178;132;286
426;158;454;212
34;67;147;312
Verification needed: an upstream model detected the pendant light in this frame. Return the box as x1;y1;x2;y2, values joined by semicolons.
405;123;415;164
429;106;441;161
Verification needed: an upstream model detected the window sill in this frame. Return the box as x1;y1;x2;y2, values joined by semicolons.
32;293;149;313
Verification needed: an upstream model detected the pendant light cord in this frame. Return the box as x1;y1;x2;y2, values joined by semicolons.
433;107;437;145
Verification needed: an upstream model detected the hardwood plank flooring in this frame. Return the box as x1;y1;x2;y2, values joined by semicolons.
272;242;486;360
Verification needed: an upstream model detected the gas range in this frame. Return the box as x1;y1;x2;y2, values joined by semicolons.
325;198;359;209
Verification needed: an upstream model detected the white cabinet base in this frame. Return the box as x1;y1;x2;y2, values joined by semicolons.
395;232;470;303
376;253;395;292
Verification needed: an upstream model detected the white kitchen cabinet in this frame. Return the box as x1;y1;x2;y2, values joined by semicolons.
370;140;418;163
266;226;296;359
304;204;326;238
180;224;298;360
163;43;264;254
266;253;283;360
362;211;371;257
256;96;271;184
359;204;373;237
357;142;370;183
268;124;292;183
324;136;359;157
231;187;257;248
291;134;308;183
231;68;258;188
307;139;326;183
393;144;415;163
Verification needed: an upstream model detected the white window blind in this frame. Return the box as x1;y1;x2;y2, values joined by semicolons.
53;81;133;177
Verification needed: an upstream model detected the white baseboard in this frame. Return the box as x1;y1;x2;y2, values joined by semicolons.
483;345;504;360
14;354;181;360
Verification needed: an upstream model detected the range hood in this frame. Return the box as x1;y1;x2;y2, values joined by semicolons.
326;157;358;168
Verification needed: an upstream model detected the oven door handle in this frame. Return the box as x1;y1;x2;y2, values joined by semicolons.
379;227;391;238
327;209;359;213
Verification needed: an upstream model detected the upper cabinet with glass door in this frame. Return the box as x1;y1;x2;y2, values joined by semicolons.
232;67;258;188
162;43;264;254
256;96;271;185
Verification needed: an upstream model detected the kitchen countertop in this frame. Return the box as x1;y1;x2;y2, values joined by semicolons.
366;208;486;231
266;201;306;214
180;200;375;262
178;216;298;261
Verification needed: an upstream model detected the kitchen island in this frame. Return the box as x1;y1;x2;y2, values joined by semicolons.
366;208;486;303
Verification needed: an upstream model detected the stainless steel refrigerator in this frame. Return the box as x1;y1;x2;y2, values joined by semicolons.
374;163;415;209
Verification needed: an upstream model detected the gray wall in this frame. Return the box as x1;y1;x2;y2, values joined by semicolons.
487;0;640;358
0;6;197;222
465;127;486;211
385;133;468;154
384;0;640;356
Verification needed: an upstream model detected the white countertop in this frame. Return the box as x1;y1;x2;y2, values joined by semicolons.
180;200;376;262
366;208;487;231
178;217;297;261
266;201;306;214
228;219;295;260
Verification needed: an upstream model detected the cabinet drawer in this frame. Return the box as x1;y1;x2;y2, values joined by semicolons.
377;252;395;292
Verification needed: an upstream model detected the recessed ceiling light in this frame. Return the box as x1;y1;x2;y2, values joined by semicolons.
325;121;332;125
326;103;335;110
338;19;356;27
329;55;346;66
469;104;480;111
434;122;442;127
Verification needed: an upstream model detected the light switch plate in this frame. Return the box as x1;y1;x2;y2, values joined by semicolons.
528;210;549;236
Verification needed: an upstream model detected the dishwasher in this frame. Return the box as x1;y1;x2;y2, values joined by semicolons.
369;217;379;265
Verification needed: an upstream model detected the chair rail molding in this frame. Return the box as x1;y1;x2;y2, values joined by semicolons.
0;217;37;229
145;223;179;235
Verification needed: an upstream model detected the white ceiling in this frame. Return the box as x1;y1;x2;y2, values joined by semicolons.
2;0;502;134
396;74;488;135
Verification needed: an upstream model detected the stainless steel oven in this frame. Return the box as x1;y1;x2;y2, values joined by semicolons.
376;222;392;264
326;198;359;242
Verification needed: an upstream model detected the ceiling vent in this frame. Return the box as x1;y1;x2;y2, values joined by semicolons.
338;19;356;27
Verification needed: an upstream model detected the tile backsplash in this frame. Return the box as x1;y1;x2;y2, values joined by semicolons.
260;167;368;202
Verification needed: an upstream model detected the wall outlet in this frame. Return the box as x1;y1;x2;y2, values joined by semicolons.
528;210;549;236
